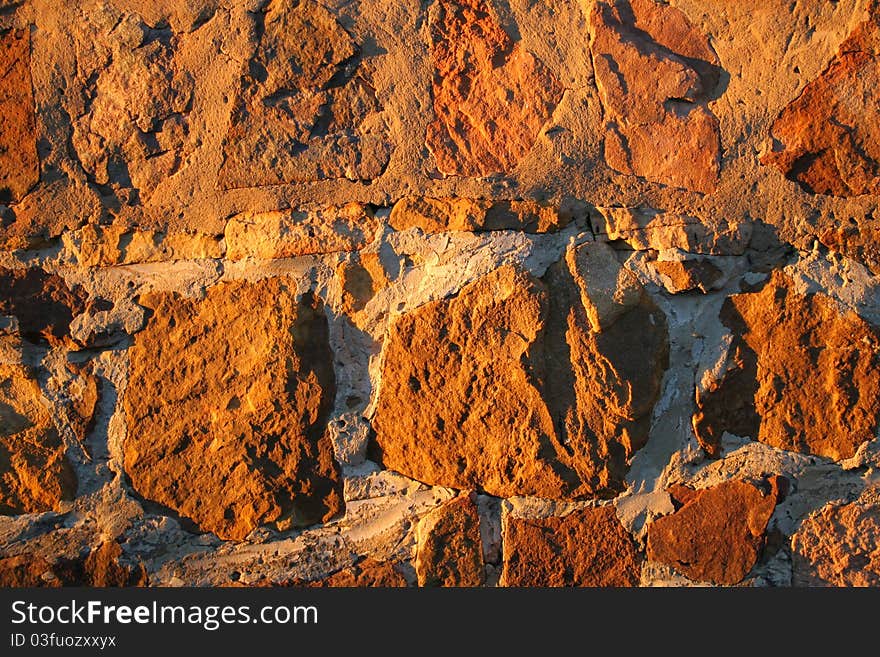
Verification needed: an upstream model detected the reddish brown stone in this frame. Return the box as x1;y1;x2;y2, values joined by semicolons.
389;197;578;234
0;554;60;587
647;478;785;585
594;206;752;255
62;225;224;268
693;271;880;460
306;559;407;588
818;223;880;275
425;0;563;177
225;204;380;260
502;506;641;587
220;0;390;187
416;494;484;587
370;244;669;499
70;17;193;203
47;360;100;446
124;279;343;541
269;558;408;588
792;489;880;587
762;2;880;196
589;0;721;193
0;363;76;515
0;267;90;347
0;542;148;587
652;259;723;294
0;29;39;203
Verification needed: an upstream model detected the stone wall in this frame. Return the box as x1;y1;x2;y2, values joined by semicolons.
1;0;879;587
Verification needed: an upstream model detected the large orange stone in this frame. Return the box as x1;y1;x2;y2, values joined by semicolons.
762;2;880;196
693;271;880;461
416;494;485;587
0;29;39;203
646;478;785;585
370;243;668;499
791;489;880;587
425;0;563;177
219;0;390;186
502;506;641;587
589;0;721;193
124;278;343;541
0;542;148;587
70;14;193;203
0;363;76;515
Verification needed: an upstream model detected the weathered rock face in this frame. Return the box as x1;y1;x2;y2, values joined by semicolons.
0;554;61;587
0;542;148;587
124;279;343;541
0;29;39;203
693;271;880;461
47;360;99;445
792;488;880;587
502;506;641;587
370;243;669;499
425;0;563;177
3;0;879;591
71;10;194;202
0;268;90;348
61;225;223;268
220;0;390;187
646;478;785;585
762;3;880;196
0;363;76;515
336;252;390;317
651;259;723;294
589;0;721;193
389;197;580;234
592;207;752;255
274;558;407;588
224;204;379;261
416;493;484;587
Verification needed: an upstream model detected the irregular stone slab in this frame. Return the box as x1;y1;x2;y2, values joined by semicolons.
336;252;390;316
652;259;723;294
762;3;880;196
224;204;379;260
416;493;484;587
502;506;641;587
0;541;148;587
0;554;61;587
219;0;390;187
0;29;39;203
370;243;669;499
589;0;721;193
425;0;563;177
124;279;343;541
792;488;880;587
307;559;407;587
71;11;194;203
693;271;880;460
593;206;752;255
62;225;223;268
646;478;785;585
46;360;99;446
817;223;880;276
259;558;407;588
0;268;90;347
0;363;76;515
389;197;580;234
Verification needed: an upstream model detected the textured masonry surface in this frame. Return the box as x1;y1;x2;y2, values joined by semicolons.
1;0;880;587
